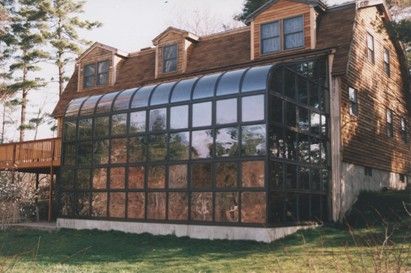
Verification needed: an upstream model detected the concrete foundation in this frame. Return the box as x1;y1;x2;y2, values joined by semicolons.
57;218;315;243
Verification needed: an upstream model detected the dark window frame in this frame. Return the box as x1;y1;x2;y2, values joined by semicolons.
83;60;110;89
383;48;390;77
283;15;305;50
162;43;178;74
386;109;394;138
348;87;358;116
367;32;375;64
261;20;281;54
400;117;408;143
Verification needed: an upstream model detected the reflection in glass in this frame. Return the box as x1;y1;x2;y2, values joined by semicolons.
191;163;212;189
168;192;188;220
61;193;75;216
242;65;271;92
216;127;238;157
129;111;146;133
171;78;197;102
96;92;119;114
150;82;175;106
148;165;165;189
129;136;145;162
111;113;127;136
63;120;76;141
216;98;237;124
242;161;265;188
215;192;239;222
242;95;264;122
128;166;145;189
242;125;266;156
284;69;296;99
92;168;107;189
80;95;101;116
76;192;90;217
131;85;155;108
63;143;76;166
149;135;166;161
192;102;212;127
92;193;107;217
147;192;166;219
127;192;145;219
191;130;213;159
94;116;109;138
241;192;266;223
109;192;125;218
169;132;189;160
94;140;109;165
78;142;92;166
110;167;125;189
298;134;310;163
192;73;220;99
310;112;321;135
299;167;310;190
286;102;296;128
113;88;137;111
169;165;187;189
215;162;237;188
111;138;127;163
149;108;167;131
270;162;283;189
78;119;92;140
298;107;309;132
216;69;245;96
77;168;90;190
60;169;74;190
170;105;188;129
286;164;297;189
65;97;87;117
191;192;212;221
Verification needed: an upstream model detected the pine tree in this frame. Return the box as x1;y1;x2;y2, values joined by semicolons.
1;0;49;141
45;0;101;97
234;0;270;23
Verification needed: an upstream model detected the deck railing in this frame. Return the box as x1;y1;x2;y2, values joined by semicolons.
0;138;61;170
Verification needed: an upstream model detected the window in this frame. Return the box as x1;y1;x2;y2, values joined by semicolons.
400;117;408;143
367;33;375;64
383;48;390;76
399;174;407;184
284;16;304;49
163;44;178;73
83;60;110;88
349;87;358;116
386;109;394;138
364;167;373;177
261;21;280;54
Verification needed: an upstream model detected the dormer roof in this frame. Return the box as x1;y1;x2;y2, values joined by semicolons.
76;42;128;62
152;26;199;46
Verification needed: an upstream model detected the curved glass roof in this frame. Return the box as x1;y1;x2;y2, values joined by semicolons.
65;64;273;117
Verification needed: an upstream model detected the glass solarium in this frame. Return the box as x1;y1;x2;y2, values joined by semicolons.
58;57;330;226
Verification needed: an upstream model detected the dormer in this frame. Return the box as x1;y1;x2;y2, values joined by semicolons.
245;0;325;60
76;42;127;92
153;27;199;78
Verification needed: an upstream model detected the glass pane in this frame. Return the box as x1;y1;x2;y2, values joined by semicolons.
191;130;213;159
170;105;188;129
298;107;309;132
129;136;145;162
92;193;107;217
168;192;188;220
110;167;125;189
78;118;92;140
169;131;189;160
285;32;304;49
150;82;175;106
63;143;76;165
80;95;101;116
131;85;155;109
284;16;304;33
148;165;165;189
149;135;166;161
147;192;166;220
215;192;239;223
129;111;146;134
60;169;74;190
84;63;95;76
271;162;284;189
66;97;88;117
98;60;109;73
127;192;145;219
191;163;212;189
286;102;297;127
241;192;266;224
192;73;221;99
77;168;90;190
286;164;297;189
242;95;264;122
242;65;271;92
92;168;107;189
76;192;90;217
284;70;297;99
262;21;279;38
149;108;167;132
216;69;246;96
192;102;212;127
63;120;76;141
298;134;310;163
128;166;145;189
94;116;109;138
216;127;239;157
96;92;119;114
78;142;92;166
215;162;237;188
298;76;308;105
299;166;310;190
61;193;75;216
111;113;127;136
242;161;265;188
111;138;127;164
216;98;237;124
164;44;177;59
191;192;212;221
171;78;197;102
109;192;125;218
169;164;187;189
94;140;109;165
113;88;138;111
262;37;280;54
242;124;267;155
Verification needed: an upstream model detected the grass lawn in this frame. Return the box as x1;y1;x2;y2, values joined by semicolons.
0;191;410;273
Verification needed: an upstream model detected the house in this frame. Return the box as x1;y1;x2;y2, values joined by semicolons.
1;0;409;242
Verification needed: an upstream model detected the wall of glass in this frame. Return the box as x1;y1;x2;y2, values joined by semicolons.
58;57;329;227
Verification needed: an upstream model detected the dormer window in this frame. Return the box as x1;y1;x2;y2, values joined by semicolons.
83;60;110;88
284;16;304;49
261;21;280;54
163;44;178;73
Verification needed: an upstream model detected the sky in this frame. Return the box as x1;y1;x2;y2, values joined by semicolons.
1;0;342;142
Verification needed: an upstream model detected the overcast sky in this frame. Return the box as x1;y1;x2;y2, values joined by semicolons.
2;0;343;141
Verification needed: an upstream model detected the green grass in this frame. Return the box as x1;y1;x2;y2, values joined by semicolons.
0;191;410;273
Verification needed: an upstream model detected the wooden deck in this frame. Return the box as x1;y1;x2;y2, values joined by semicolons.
0;138;61;172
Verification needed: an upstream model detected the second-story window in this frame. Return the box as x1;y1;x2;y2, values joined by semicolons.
97;61;110;86
163;44;178;73
83;60;110;88
261;21;280;54
83;64;95;88
383;48;390;76
348;87;358;116
386;109;393;138
367;32;375;64
400;117;408;143
284;16;304;49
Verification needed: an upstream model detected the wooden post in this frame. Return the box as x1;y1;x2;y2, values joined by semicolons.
11;143;16;184
48;140;55;222
35;173;39;222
